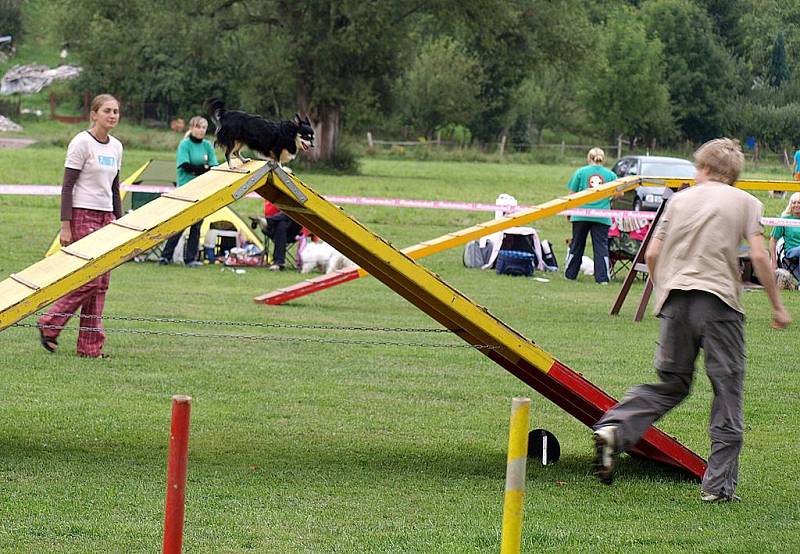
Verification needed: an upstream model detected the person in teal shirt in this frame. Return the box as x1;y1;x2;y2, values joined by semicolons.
160;116;219;267
770;191;800;284
564;147;618;283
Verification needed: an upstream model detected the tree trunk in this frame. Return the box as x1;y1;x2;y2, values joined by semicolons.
298;92;341;163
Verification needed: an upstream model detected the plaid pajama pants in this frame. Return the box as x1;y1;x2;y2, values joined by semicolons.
38;208;115;357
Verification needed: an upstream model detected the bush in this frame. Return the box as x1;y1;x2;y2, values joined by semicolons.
294;143;361;174
0;0;23;41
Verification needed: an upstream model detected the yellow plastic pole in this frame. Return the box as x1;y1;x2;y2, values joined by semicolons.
500;397;531;554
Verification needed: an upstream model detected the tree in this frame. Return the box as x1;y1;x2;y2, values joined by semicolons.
510;65;582;145
396;37;483;138
582;13;675;145
53;0;243;118
641;0;740;142
768;32;791;88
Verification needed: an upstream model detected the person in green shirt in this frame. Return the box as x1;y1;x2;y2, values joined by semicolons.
769;191;800;284
160;116;219;267
564;147;617;283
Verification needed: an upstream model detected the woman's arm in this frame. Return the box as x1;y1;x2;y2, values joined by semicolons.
111;172;122;219
59;167;81;245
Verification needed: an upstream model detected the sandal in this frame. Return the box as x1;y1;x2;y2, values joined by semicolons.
38;327;58;353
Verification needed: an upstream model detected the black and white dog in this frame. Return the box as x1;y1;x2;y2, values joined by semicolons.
207;98;315;169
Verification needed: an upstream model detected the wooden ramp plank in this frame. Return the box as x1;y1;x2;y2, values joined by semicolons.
0;161;275;331
255;166;707;479
255;176;642;305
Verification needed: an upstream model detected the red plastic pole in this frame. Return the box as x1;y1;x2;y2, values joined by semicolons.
163;395;192;554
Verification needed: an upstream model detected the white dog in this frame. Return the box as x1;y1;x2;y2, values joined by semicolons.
326;250;356;273
299;240;335;273
580;255;594;276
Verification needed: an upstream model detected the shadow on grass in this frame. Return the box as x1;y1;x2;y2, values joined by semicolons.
0;431;699;486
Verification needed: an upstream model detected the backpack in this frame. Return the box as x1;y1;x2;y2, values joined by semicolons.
463;238;494;268
495;250;536;277
540;239;558;272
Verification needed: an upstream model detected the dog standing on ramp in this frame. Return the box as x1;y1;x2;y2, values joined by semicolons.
207;98;315;170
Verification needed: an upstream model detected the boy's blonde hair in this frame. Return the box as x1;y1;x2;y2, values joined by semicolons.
693;138;743;185
587;147;605;164
781;191;800;216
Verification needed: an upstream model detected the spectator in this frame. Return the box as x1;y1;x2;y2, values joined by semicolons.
794;146;800;181
264;200;302;271
159;116;218;267
564;147;617;284
37;94;123;358
769;192;800;285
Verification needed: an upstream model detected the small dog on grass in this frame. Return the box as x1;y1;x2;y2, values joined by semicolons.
775;268;796;290
207;98;314;170
297;239;355;274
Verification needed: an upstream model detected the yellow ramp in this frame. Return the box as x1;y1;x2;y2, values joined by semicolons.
0;162;274;331
255;166;707;479
255;175;642;304
43;163;263;257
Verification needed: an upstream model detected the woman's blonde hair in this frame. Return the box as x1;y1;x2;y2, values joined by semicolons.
184;115;208;138
781;191;800;216
587;147;605;164
693;138;743;185
89;94;119;126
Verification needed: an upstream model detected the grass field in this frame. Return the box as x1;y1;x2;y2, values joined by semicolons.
0;149;798;552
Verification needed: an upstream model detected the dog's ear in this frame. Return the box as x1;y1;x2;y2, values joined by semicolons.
304;115;311;126
293;112;301;124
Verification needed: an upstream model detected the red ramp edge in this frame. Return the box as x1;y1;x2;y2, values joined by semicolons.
255;268;359;304
518;358;706;478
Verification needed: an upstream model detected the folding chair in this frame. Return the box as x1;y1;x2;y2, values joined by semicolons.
608;218;649;280
777;237;800;285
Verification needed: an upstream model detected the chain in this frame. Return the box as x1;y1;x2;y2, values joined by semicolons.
19;322;501;350
35;311;451;334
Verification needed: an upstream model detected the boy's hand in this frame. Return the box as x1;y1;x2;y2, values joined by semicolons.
772;308;792;329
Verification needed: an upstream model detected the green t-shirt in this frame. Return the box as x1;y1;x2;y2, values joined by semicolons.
567;164;618;225
771;214;800;250
176;137;218;187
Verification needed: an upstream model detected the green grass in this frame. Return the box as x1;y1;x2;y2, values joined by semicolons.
0;154;798;552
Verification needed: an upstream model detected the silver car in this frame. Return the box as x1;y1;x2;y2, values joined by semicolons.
611;155;696;211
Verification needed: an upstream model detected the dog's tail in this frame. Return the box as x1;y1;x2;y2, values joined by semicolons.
206;97;226;132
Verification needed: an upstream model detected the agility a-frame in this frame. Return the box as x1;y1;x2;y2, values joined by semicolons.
0;161;705;479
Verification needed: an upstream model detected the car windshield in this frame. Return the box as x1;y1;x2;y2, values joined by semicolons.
640;161;696;178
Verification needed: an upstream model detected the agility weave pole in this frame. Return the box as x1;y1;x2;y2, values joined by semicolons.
500;398;531;554
163;395;192;554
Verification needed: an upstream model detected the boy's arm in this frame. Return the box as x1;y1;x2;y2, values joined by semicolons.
769;236;778;270
748;233;791;329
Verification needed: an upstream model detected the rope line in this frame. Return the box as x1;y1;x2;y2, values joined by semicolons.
34;311;452;334
18;322;501;351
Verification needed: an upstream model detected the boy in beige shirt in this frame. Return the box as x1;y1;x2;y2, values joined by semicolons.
592;138;790;501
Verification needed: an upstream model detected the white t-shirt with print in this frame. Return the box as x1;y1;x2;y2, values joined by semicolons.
65;130;123;212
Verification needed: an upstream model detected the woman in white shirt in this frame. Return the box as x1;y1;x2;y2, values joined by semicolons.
37;94;123;358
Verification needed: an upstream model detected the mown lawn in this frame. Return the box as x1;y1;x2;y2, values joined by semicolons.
0;152;798;553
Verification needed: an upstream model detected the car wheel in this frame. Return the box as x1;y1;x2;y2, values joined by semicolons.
633;198;642;211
